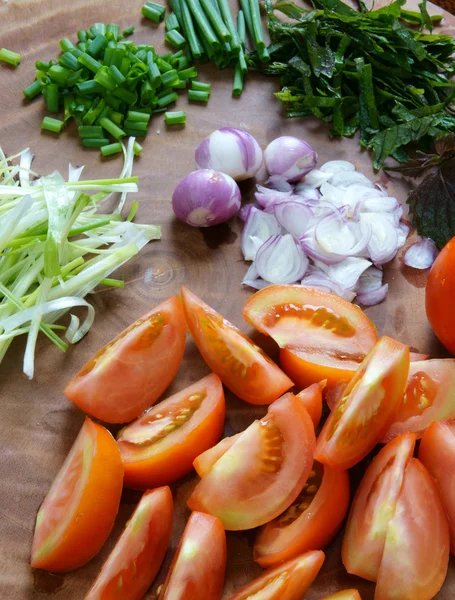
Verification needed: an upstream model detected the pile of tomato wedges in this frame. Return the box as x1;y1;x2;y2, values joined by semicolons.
30;284;455;600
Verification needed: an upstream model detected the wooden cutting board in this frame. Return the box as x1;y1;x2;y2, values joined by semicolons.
1;0;455;598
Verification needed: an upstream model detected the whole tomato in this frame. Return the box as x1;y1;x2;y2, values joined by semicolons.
426;237;455;354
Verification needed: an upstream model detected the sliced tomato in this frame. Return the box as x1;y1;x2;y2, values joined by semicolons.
409;352;429;361
85;487;173;600
65;296;186;423
243;285;378;389
254;461;349;568
188;392;315;530
419;420;455;553
193;433;240;478
321;592;361;600
342;433;416;582
181;287;293;405
227;550;325;600
315;337;410;470
375;458;449;600
31;418;123;573
117;374;225;489
296;381;325;429
158;511;226;600
383;359;455;442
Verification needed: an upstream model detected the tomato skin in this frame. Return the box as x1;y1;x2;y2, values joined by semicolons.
188;392;316;530
383;359;455;442
419;420;455;554
375;458;449;600
227;550;325;600
426;236;455;354
159;512;226;600
321;592;361;600
181;287;293;404
31;418;123;573
315;337;410;470
342;433;417;582
85;487;173;600
296;381;325;429
243;285;378;390
193;433;240;478
65;296;187;423
254;462;350;568
117;374;225;490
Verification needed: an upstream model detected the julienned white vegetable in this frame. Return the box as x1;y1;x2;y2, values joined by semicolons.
241;157;409;306
0;141;161;379
195;128;263;182
264;136;318;182
172;169;241;227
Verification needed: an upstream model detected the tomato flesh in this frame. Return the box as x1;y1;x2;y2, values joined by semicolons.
419;420;455;554
158;512;226;600
181;287;293;404
65;296;186;423
243;285;378;389
254;461;350;568
321;592;361;600
85;487;173;600
383;359;455;442
227;550;325;600
315;337;410;470
296;382;324;429
188;392;316;530
117;373;225;489
31;418;123;572
193;433;240;478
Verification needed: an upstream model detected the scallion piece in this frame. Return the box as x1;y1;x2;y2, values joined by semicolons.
91;23;107;36
123;128;147;137
35;60;51;71
188;89;209;102
156;57;173;72
199;0;231;43
184;0;220;49
123;120;148;132
81;137;110;147
78;52;103;74
45;84;60;113
191;80;211;93
100;142;123;156
105;93;123;110
88;34;108;58
156;91;178;107
165;12;180;31
48;65;72;85
127;110;151;123
108;64;125;85
123;25;135;36
41;116;64;133
78;125;104;138
0;48;21;67
94;65;117;91
113;86;137;105
100;116;126;139
173;79;187;89
59;52;80;71
142;3;166;23
75;80;105;95
165;110;186;124
110;111;124;126
178;66;197;79
165;30;187;50
232;62;244;96
217;0;241;52
82;98;106;125
23;80;44;100
133;141;143;155
177;56;190;70
161;69;180;87
77;30;87;42
59;38;75;53
106;24;120;41
181;0;203;59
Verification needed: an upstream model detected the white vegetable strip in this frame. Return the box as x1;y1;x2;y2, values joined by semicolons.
241;207;282;261
23;278;53;379
404;238;438;269
256;234;308;284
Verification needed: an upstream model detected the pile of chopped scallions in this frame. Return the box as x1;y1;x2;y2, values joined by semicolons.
0;138;161;378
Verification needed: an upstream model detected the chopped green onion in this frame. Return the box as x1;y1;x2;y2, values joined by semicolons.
110;111;124;126
166;12;180;31
100;117;126;139
91;23;107;36
142;3;166;23
45;83;59;113
75;80;105;95
181;1;203;59
81;137;110;147
161;69;180;87
41;116;64;133
78;30;87;42
188;89;210;102
173;79;187;89
133;141;143;155
191;80;211;93
127;110;151;123
94;65;117;91
123;25;135;36
82;98;106;125
100;278;124;288
177;56;189;70
199;0;231;42
185;0;220;49
179;66;197;79
109;64;126;85
78;125;104;138
106;24;120;41
48;65;72;84
23;80;44;100
165;30;187;50
88;34;108;58
165;110;186;124
59;52;80;71
78;52;103;74
232;62;244;96
35;60;51;71
100;142;123;156
113;87;137;104
123;120;148;132
0;48;21;67
60;38;75;53
157;91;179;107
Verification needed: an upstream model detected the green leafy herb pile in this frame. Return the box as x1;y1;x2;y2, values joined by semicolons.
260;0;455;169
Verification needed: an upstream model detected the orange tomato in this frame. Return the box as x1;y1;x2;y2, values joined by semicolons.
85;487;173;600
296;381;325;429
181;287;293;404
193;433;241;478
31;418;123;573
65;295;186;423
243;285;378;389
315;337;410;470
227;550;325;600
254;461;350;568
158;512;226;600
321;592;361;600
117;374;225;489
426;236;455;354
188;392;316;530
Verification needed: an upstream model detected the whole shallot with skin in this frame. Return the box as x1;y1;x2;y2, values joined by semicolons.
264;136;318;182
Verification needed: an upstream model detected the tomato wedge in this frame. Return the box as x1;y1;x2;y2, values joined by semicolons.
383;359;455;442
85;487;173;600
193;433;240;478
419;420;455;554
188;392;316;530
117;374;225;489
65;296;186;423
315;337;410;470
31;418;123;573
243;285;378;389
342;433;449;600
321;592;361;600
227;550;325;600
254;461;349;568
181;287;293;404
158;512;226;600
375;458;449;600
296;381;325;429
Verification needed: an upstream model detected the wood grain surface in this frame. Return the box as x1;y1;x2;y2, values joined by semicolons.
1;0;455;598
